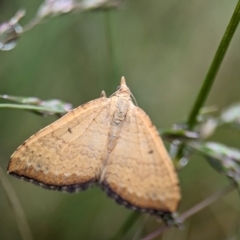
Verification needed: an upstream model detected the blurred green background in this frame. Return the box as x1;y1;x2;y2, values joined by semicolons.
1;0;240;239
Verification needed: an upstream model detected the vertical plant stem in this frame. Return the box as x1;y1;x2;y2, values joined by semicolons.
112;212;141;240
0;165;34;240
175;1;240;161
132;215;150;240
187;0;240;129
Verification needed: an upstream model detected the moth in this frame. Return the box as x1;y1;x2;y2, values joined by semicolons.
8;77;180;216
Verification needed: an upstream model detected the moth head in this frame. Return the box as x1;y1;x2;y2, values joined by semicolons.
112;77;137;105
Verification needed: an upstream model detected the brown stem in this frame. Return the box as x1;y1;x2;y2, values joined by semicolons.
140;185;235;240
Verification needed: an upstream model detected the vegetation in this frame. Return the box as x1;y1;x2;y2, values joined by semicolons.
1;1;240;239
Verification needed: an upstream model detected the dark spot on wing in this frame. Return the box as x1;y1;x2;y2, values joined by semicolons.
148;150;153;154
68;128;72;133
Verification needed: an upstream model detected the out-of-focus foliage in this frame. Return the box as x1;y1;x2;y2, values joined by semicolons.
1;1;240;240
0;10;25;51
221;102;240;127
191;142;240;187
0;94;72;115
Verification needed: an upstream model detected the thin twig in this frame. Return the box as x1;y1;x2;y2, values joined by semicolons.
140;185;235;240
0;165;34;240
179;185;234;221
23;0;121;33
0;103;66;114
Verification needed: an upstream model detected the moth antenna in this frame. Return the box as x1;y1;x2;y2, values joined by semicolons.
130;93;138;106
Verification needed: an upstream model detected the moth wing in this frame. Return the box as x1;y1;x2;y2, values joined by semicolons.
101;105;180;212
8;97;112;192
